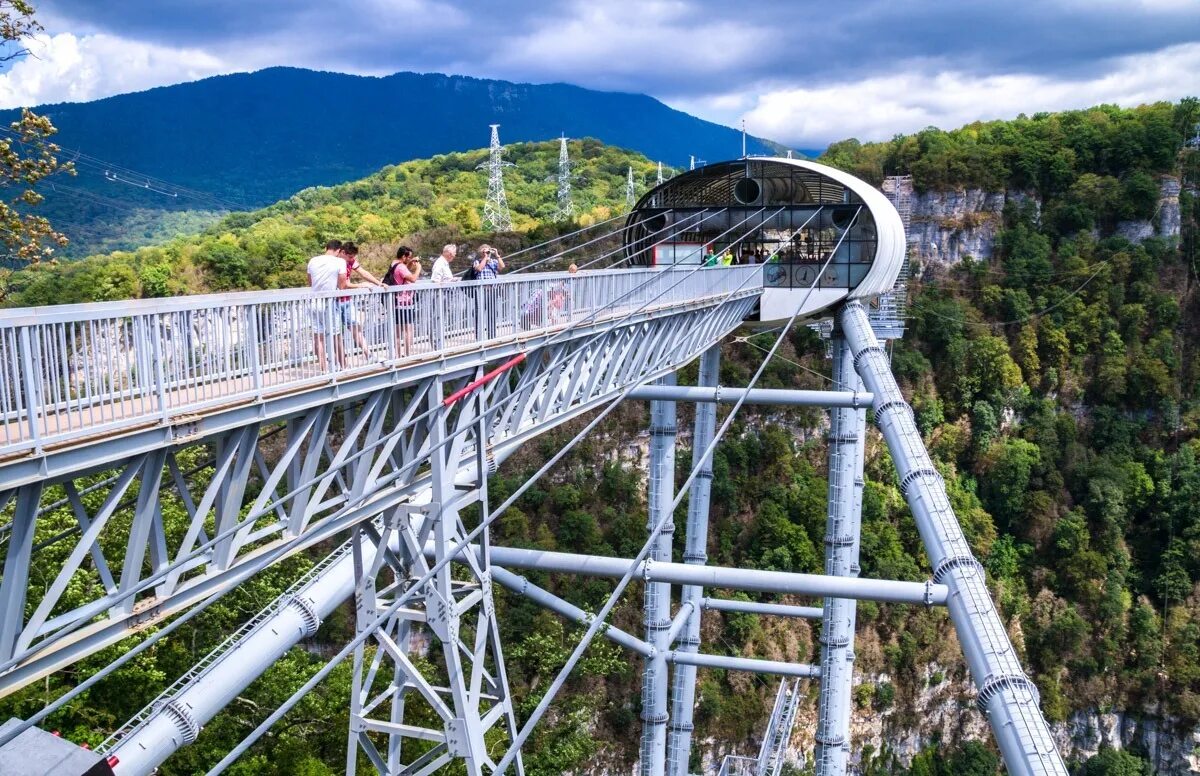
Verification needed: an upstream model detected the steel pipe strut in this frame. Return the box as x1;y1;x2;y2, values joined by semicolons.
490;567;651;656
839;301;1067;776
628;385;873;408
700;597;823;620
664;652;819;679
491;567;819;684
479;546;948;606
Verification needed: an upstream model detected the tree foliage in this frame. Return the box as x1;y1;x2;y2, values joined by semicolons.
0;1;73;294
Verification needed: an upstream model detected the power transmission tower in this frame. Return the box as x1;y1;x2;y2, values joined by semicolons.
656;162;664;187
552;135;575;223
479;124;514;232
626;166;637;209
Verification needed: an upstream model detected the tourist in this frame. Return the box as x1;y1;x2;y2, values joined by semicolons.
307;239;352;371
473;244;504;338
431;244;458;283
473;243;504;279
341;242;385;288
384;245;422;357
336;242;383;364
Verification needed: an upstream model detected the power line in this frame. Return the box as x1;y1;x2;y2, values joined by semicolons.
0;126;248;212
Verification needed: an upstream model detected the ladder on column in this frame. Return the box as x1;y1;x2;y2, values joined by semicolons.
717;678;803;776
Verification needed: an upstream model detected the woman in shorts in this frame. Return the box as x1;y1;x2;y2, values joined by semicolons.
384;245;422;357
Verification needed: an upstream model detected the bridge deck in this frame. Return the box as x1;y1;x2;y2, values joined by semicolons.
0;267;762;460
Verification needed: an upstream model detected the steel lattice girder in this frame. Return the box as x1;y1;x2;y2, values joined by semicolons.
345;381;523;776
0;296;755;698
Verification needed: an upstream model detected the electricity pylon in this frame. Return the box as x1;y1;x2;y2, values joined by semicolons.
626;166;637;209
552;135;575;223
479;124;514;232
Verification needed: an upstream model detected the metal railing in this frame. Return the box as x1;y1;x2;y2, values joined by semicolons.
0;266;763;456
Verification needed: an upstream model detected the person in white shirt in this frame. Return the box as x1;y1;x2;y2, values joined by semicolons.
308;239;357;371
431;244;458;283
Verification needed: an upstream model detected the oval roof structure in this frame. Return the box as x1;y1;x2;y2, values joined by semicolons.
624;157;905;322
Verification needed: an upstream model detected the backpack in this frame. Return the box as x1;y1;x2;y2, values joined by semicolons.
462;265;480;281
385;262;416;306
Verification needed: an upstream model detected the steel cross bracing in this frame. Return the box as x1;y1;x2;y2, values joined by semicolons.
758;678;804;776
343;379;524;776
0;272;760;699
0;279;1068;776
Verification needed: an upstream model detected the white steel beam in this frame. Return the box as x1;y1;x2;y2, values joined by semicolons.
840;301;1066;776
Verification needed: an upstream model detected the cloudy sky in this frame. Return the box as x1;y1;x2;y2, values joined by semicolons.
1;0;1198;147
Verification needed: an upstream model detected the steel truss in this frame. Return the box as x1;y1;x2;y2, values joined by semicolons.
0;295;756;700
344;379;523;776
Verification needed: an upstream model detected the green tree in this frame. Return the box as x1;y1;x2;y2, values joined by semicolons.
0;1;74;294
1079;747;1153;776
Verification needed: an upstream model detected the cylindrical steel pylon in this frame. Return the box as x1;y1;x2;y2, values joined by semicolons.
814;336;866;775
641;374;677;776
666;346;719;776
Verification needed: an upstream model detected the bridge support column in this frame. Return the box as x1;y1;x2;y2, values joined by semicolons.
814;335;866;776
344;376;524;776
641;373;677;776
840;301;1067;776
666;345;719;776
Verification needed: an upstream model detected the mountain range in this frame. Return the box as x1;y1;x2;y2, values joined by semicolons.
3;67;790;257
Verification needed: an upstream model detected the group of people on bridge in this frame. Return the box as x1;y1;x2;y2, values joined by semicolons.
306;239;577;370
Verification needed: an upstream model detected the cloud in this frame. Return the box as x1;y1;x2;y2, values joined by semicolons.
5;0;1199;146
0;32;227;108
718;41;1200;146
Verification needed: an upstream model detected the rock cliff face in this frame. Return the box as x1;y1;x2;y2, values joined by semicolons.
908;177;1181;267
691;674;1200;774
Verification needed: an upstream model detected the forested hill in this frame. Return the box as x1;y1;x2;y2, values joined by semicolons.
6;138;656;304
4;67;782;257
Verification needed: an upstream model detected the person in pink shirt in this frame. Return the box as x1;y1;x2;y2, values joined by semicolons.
384;245;423;357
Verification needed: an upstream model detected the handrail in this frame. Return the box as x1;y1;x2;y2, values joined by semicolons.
0;266;635;327
0;266;764;456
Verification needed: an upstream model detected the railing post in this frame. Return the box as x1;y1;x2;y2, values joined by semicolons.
18;327;42;452
246;306;262;399
150;315;169;420
435;288;445;351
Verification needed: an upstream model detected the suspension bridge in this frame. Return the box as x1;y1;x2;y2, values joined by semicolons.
0;159;1065;775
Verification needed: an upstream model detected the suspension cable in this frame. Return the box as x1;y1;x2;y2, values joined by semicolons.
575;207;740;272
512;207;701;274
490;209;839;775
504;211;634;272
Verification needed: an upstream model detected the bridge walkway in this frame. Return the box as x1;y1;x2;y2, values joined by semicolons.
0;266;763;467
